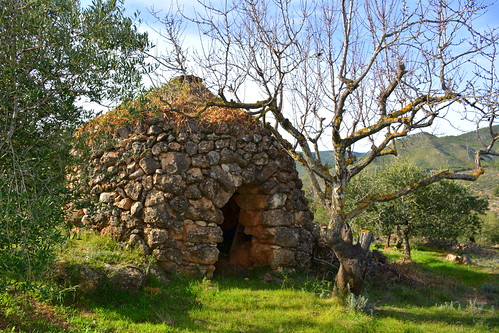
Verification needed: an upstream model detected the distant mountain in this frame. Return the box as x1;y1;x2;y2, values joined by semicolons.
296;125;498;175
369;125;498;171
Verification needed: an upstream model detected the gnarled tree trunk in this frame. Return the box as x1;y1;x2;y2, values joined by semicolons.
401;227;412;262
327;224;374;297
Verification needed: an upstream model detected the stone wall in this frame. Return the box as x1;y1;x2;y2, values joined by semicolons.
75;80;316;278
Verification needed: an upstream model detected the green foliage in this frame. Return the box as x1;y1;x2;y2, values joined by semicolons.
348;161;488;259
345;292;372;313
0;0;151;290
476;211;499;245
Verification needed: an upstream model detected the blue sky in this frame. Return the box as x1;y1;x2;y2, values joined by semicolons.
79;0;498;141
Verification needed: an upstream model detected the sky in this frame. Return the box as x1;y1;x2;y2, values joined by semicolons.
79;0;499;148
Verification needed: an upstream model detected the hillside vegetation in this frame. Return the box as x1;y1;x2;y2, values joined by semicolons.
300;127;499;213
298;126;498;174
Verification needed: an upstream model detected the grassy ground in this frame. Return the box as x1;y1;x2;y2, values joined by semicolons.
1;233;497;332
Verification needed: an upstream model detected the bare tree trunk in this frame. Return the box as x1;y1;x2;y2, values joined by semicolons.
385;233;391;249
395;225;403;249
327;225;373;297
401;227;412;262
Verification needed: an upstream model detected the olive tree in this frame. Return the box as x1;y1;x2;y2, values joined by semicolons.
155;0;498;296
349;162;488;262
0;0;151;287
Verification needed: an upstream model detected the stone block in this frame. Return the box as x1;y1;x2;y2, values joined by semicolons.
154;174;185;194
270;248;295;269
115;197;133;210
260;210;294;227
145;190;165;207
130;201;144;217
145;228;169;248
235;194;268;210
184;244;219;264
198;141;214;153
161;152;191;174
239;211;261;227
272;227;299;248
152;142;168;155
144;204;170;227
184;224;223;244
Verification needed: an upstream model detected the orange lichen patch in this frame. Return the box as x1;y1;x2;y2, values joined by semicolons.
472;168;485;177
76;76;258;139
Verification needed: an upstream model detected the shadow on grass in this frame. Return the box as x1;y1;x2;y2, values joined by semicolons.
74;274;204;330
364;251;498;330
375;306;498;330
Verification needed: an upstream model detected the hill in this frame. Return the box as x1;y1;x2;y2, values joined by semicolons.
371;125;499;171
298;126;498;210
297;126;498;175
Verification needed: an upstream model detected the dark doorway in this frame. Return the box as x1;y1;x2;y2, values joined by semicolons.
216;194;254;270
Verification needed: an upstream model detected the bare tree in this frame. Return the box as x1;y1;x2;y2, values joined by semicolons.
154;0;498;296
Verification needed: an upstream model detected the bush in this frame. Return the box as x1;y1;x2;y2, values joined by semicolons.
476;211;499;246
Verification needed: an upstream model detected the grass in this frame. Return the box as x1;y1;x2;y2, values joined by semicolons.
1;233;497;332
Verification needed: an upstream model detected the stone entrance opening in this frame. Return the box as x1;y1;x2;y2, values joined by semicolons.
217;188;257;270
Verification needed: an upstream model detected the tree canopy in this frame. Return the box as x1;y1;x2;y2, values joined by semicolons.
349;161;488;261
0;0;151;287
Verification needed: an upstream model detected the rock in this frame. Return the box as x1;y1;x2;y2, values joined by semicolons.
185;185;203;200
252;152;269;165
131;141;145;156
144;204;170;227
185;168;203;184
149;263;171;285
460;254;472;265
184;244;219;265
184;224;223;244
269;248;295;268
198;141;214;153
100;151;119;167
207;151;220;165
260;210;294;227
154;174;185;194
272;227;299;248
124;182;143;201
152;142;168;156
76;265;105;293
108;265;146;292
139;156;161;175
268;193;287;209
130;201;143;217
185;141;198;156
129;168;145;180
147;124;163;135
116;126;131;138
445;253;460;262
115;197;133;210
99;192;116;203
161;152;191;174
145;190;166;207
145;228;169;248
170;196;189;213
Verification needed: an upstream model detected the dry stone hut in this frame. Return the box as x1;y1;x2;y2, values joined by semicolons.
75;76;316;278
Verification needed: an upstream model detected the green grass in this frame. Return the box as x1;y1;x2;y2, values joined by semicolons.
57;232;151;269
1;233;497;332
